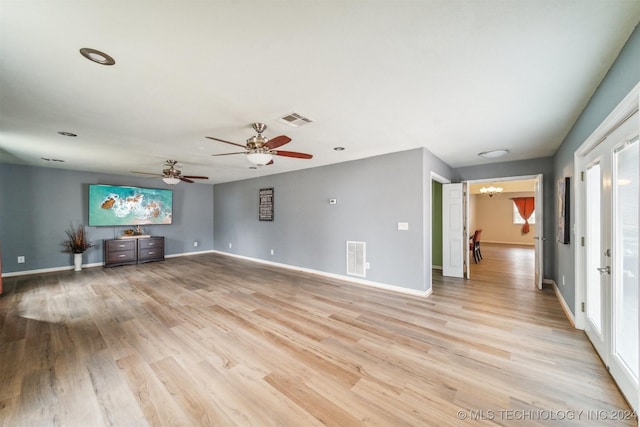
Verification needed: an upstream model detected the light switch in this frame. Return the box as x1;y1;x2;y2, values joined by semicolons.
398;222;409;231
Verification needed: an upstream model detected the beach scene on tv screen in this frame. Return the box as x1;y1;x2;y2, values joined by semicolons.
89;185;172;226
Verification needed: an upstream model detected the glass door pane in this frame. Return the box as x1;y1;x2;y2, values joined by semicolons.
613;138;639;379
586;163;602;333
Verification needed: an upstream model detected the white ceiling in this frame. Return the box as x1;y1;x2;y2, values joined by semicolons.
1;1;638;184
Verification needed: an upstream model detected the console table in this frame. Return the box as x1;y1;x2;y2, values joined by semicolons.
104;236;165;267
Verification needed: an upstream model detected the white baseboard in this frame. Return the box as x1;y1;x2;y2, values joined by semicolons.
1;250;216;278
165;249;215;259
545;279;576;327
484;240;535;247
1;262;104;277
2;249;432;298
213;250;432;298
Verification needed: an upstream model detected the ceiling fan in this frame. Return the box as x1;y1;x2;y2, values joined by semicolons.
131;160;208;185
206;122;313;166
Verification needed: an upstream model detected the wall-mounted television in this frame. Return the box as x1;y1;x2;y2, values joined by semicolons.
89;184;173;226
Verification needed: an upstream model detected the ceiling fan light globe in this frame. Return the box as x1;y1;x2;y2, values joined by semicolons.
246;152;273;166
162;177;181;185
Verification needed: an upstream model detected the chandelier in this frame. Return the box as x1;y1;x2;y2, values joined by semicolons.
480;185;503;197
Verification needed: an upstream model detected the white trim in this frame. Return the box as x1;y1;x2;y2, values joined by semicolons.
2;249;216;277
213;250;432;298
483;240;535;246
430;171;451;185
3;249;431;298
165;249;215;259
547;279;576;327
573;82;640;330
429;171;451;294
2;262;103;277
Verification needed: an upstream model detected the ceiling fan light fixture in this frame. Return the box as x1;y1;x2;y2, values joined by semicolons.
478;149;509;158
162;177;181;185
246;152;273;166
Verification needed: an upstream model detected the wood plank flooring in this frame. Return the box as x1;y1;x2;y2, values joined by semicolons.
0;247;636;426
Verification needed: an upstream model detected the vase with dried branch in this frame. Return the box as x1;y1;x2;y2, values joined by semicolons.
61;223;94;271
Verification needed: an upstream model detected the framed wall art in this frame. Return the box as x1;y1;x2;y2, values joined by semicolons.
259;188;274;221
556;177;570;244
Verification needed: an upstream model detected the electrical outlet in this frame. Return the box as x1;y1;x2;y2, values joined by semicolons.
17;256;25;264
562;275;565;286
229;243;232;249
270;249;274;255
365;262;370;270
193;241;199;247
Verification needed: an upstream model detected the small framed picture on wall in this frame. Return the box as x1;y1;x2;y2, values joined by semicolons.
259;188;274;221
556;177;570;244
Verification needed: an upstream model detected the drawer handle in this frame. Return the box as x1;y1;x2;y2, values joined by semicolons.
148;243;155;246
118;254;127;258
118;244;126;248
148;251;154;255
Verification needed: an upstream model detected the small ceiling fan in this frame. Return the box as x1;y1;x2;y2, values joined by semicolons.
206;122;313;166
131;160;208;185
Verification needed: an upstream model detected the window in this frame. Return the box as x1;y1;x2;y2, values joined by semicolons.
513;204;535;224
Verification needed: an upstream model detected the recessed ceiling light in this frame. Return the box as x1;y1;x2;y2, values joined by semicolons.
333;147;345;151
478;149;509;158
57;131;77;137
79;48;116;66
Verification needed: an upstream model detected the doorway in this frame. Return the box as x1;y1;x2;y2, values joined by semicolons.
442;174;543;288
577;104;638;411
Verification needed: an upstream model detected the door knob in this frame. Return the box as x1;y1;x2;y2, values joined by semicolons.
596;266;611;275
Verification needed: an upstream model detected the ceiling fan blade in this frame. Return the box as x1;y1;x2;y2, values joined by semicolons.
179;177;194;183
212;152;246;156
131;171;163;177
182;175;208;180
272;150;313;159
205;136;247;148
265;135;291;150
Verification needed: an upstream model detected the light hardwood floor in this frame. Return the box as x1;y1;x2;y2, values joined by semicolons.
0;247;635;426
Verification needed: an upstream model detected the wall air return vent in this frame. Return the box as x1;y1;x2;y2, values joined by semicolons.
278;112;313;127
346;241;366;277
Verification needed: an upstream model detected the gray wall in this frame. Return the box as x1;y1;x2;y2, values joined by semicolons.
453;157;555;279
214;148;452;293
552;24;640;315
0;163;214;273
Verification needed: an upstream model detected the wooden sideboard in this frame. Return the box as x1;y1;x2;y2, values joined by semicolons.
137;236;165;264
104;236;164;267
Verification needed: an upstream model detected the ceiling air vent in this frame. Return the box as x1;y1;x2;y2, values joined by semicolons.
278;113;313;127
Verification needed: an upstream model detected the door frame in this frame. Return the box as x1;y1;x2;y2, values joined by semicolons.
430;172;451;287
574;82;639;331
465;174;543;287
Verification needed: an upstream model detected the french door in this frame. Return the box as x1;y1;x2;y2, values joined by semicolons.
583;111;638;411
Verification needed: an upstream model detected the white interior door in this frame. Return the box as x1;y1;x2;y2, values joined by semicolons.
582;111;638;411
442;183;463;278
534;174;544;289
584;155;608;360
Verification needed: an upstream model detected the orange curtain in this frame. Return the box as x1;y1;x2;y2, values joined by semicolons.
513;197;535;234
